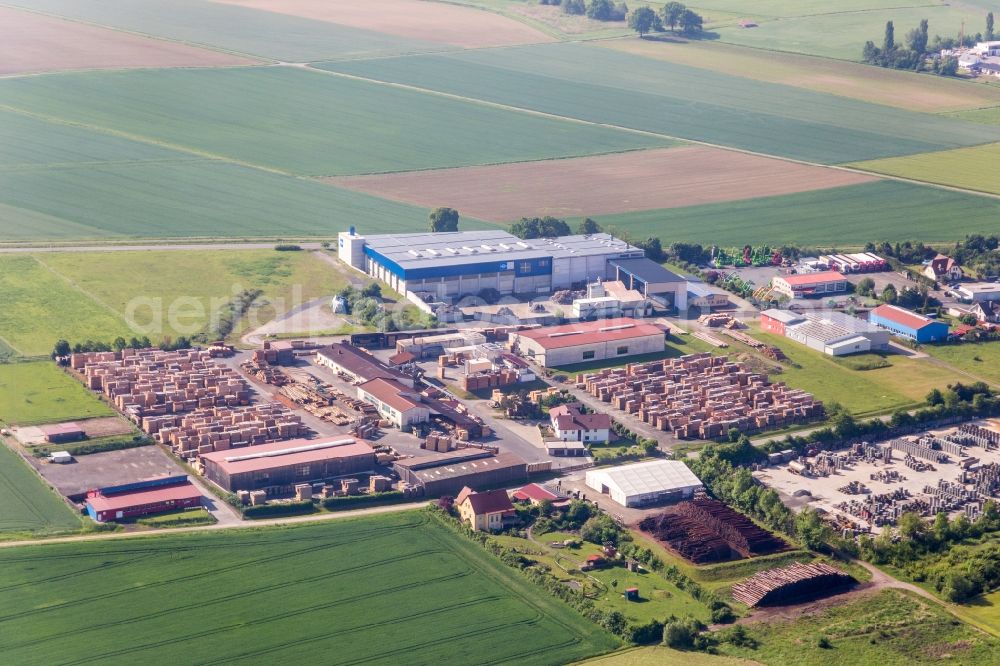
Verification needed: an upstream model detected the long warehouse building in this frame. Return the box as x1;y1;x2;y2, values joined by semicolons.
338;228;644;299
200;436;375;493
509;317;665;367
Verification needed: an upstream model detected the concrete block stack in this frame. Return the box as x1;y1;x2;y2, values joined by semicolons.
150;403;309;456
578;352;822;439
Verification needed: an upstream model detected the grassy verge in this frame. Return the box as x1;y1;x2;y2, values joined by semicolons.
134;507;216;529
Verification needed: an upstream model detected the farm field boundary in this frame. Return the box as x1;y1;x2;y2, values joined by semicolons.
597;38;1000;113
328;145;876;223
0;5;257;77
850;142;1000;196
212;0;554;48
0;511;618;664
4;0;448;62
316;42;1000;165
568;181;1000;246
0;66;668;176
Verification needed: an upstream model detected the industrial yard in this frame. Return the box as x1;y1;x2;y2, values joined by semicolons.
757;421;1000;534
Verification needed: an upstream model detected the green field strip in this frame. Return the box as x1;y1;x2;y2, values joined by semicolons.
30;254;133;326
0;66;668;176
849;142;1000;196
0;512;615;664
0;443;80;535
4;0;450;62
572;180;1000;246
0;362;113;425
315;42;1000;165
946;105;1000;126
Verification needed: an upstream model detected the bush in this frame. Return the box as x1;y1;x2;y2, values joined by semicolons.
274;244;302;251
321;491;409;511
817;635;832;649
709;601;736;624
242;500;315;518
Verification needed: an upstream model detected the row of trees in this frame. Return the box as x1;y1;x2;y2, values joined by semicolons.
51;335;192;358
628;3;704;37
548;0;628;22
509;215;603;239
861;14;996;75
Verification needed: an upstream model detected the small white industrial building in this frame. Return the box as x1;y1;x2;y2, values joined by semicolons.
585;460;703;508
777;310;891;357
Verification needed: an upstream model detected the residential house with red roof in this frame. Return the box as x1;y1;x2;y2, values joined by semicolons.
456;486;516;531
549;403;611;443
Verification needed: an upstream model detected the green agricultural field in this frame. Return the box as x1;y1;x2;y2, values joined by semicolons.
319;43;1000;164
6;0;443;61
714;589;1000;664
0;361;112;425
0;67;666;177
851;143;1000;195
0;442;81;536
579;181;1000;246
0;250;356;356
948;106;1000;127
923;341;1000;386
0;110;447;241
707;3;985;61
600;39;1000;113
0;511;618;664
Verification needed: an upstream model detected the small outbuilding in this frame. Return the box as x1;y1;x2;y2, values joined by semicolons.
50;451;73;465
40;422;85;444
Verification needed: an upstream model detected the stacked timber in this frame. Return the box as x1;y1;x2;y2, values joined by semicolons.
731;562;853;607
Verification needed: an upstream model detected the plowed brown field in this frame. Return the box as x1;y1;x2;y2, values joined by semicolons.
0;6;256;76
326;146;878;222
213;0;554;48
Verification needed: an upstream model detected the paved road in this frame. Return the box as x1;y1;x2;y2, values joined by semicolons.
0;500;429;549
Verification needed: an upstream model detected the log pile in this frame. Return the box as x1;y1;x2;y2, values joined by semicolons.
638;499;787;564
731;562;853;607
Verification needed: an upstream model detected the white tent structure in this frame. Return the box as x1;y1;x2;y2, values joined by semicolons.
586;460;702;508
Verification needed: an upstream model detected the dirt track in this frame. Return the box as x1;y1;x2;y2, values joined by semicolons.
329;146;877;222
213;0;553;48
0;5;256;77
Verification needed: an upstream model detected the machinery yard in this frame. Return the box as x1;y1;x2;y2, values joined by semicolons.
756;421;1000;534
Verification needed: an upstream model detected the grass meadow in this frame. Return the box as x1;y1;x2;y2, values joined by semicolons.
319;43;1000;164
0;510;618;664
851;143;1000;196
0;250;353;356
0;66;666;177
0;442;81;536
948;106;1000;127
578;181;1000;247
0;362;112;425
714;589;1000;665
922;341;1000;386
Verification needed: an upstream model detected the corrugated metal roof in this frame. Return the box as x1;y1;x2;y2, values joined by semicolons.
514;317;663;349
358;378;423;413
776;271;845;287
86;482;201;512
586;460;702;498
201;437;372;474
871;304;937;331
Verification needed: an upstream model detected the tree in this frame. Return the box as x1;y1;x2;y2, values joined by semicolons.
940;55;958;76
862;40;880;63
51;339;71;358
360;282;382;299
562;0;586;15
660;1;685;32
881;283;898;304
884;20;895;51
509;216;571;239
580;514;621;545
856;277;876;297
907;18;929;55
678;8;703;35
429;207;459;232
577;217;602;234
628;6;658;37
926;388;944;405
112;337;128;352
988;12;995;40
586;0;615;20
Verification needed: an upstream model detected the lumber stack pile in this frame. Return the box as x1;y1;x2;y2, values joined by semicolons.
149;404;308;455
577;352;822;439
73;348;250;421
731;562;853;607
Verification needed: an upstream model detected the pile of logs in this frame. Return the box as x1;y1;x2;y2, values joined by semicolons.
731;562;853;607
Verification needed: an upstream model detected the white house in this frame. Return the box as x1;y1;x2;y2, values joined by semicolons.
549;403;611;443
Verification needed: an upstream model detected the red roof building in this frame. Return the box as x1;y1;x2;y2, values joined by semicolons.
510;318;664;367
549;403;612;443
86;481;202;522
356;377;430;427
456;486;516;531
772;271;847;299
511;483;561;504
40;422;86;443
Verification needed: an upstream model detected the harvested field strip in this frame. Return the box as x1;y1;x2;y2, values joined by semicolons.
598;39;1000;113
850;142;1000;196
317;43;1000;164
329;146;875;222
575;181;1000;246
0;511;617;664
0;443;80;535
212;0;553;48
0;66;667;176
6;0;447;61
0;5;256;77
0;361;113;426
